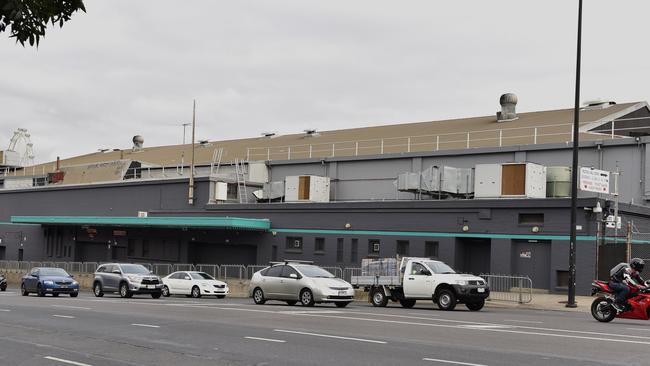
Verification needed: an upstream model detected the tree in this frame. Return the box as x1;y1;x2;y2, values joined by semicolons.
0;0;85;47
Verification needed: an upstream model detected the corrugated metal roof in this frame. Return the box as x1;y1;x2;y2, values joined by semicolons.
26;102;646;172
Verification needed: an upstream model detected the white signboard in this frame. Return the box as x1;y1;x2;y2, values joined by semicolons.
579;167;610;194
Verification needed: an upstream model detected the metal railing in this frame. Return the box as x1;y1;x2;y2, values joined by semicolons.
480;274;533;304
322;266;344;279
152;263;173;277
343;267;361;282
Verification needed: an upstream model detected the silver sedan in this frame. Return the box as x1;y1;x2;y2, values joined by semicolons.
249;263;354;307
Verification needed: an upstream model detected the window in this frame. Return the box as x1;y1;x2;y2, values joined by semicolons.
265;265;284;277
32;177;47;186
336;238;344;263
519;213;544;225
350;239;358;263
314;238;325;254
272;245;278;261
142;239;150;257
368;239;380;256
285;237;303;252
425;241;439;258
281;266;299;278
96;265;106;273
557;270;569;288
410;262;430;276
0;179;4;189
396;240;409;256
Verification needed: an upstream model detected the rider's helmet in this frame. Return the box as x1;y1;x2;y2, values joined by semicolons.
630;258;645;272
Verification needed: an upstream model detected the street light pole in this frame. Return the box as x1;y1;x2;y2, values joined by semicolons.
567;0;583;308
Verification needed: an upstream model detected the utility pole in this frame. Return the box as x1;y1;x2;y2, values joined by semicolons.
567;0;583;308
613;165;620;240
188;100;196;205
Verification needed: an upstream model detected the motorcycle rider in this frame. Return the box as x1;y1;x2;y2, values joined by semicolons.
609;258;646;312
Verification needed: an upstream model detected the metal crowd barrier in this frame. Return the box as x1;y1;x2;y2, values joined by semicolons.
480;274;533;304
247;265;267;279
173;263;196;272
220;265;246;280
343;267;361;282
322;266;344;279
152;263;173;277
196;264;220;279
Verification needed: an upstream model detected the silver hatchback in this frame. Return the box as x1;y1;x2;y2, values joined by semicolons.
249;261;354;308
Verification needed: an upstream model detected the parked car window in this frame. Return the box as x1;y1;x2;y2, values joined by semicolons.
106;265;119;273
190;272;214;280
182;273;191;280
410;262;429;276
96;265;105;273
294;265;334;278
120;264;150;274
39;268;69;276
265;265;284;277
30;268;39;276
425;261;455;274
281;266;299;278
259;267;270;276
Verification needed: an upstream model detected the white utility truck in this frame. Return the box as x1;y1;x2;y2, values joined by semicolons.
351;257;490;311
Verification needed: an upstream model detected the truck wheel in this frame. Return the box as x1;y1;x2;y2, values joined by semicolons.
399;299;416;308
436;289;457;311
465;300;485;311
371;288;389;307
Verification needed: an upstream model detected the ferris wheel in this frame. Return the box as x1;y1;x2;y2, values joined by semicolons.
7;128;35;167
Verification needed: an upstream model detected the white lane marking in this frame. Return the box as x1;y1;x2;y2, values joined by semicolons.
43;356;92;366
131;323;160;328
0;309;11;312
299;313;650;345
0;291;17;294
503;319;543;324
278;310;343;315
457;324;513;329
52;315;76;319
244;336;286;343
627;327;650;331
51;305;91;310
274;329;386;344
423;357;487;366
408;312;439;317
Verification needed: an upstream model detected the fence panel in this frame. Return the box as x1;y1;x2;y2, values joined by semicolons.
196;264;220;279
152;263;173;277
480;274;532;304
67;262;83;273
173;263;196;272
322;266;343;279
18;261;34;271
343;267;361;282
247;265;267;279
82;262;99;273
41;261;56;268
220;265;246;280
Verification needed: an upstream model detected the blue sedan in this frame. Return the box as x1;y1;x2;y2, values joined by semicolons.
21;267;80;297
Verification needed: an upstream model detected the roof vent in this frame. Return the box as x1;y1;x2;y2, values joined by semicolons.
582;99;616;110
496;93;518;122
261;132;277;138
132;135;144;151
198;140;212;147
304;129;320;137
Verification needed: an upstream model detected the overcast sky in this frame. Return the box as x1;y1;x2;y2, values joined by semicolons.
1;0;649;164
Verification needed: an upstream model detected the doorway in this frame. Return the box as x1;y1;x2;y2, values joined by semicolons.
511;240;551;290
455;238;491;274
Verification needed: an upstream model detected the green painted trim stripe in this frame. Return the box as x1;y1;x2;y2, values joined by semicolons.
273;228;650;244
11;216;270;231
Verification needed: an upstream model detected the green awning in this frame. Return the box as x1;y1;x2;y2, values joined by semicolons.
11;216;270;231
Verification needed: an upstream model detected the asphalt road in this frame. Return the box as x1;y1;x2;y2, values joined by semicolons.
0;288;648;366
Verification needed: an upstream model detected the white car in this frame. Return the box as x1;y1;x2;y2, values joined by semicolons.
162;271;229;298
249;261;355;307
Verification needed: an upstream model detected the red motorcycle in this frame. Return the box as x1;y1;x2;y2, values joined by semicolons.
591;280;650;322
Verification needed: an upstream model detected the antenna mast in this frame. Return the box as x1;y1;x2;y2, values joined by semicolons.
188;100;196;205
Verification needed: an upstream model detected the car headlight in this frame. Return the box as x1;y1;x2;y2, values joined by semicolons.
126;275;141;283
72;281;79;286
43;280;54;285
456;280;468;286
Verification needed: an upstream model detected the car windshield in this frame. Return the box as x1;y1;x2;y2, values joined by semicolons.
39;268;69;276
295;265;335;278
120;264;150;274
424;261;456;274
190;272;214;280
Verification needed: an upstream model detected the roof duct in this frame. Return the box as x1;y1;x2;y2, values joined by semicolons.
496;93;518;122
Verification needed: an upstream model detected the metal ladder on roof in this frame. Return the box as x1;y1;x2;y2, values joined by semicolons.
210;148;224;175
234;158;248;203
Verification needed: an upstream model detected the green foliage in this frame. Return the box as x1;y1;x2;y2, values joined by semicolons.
0;0;85;47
